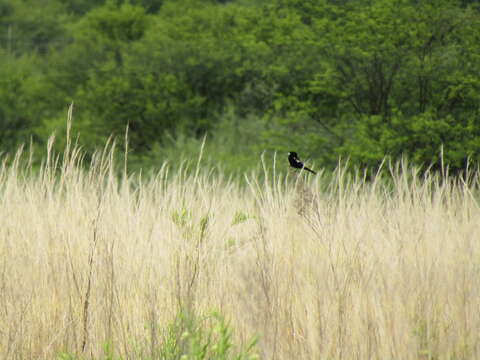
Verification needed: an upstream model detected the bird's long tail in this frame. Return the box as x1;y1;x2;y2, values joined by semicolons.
303;166;316;175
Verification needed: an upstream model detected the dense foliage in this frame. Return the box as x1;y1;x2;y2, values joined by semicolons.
1;0;479;173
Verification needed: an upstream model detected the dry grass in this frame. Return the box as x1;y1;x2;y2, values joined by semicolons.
1;139;480;359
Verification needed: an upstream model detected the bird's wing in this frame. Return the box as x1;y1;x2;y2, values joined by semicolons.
293;158;303;166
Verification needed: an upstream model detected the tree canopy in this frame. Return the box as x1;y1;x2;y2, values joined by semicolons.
1;0;479;173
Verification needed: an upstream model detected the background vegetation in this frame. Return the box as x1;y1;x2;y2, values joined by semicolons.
1;0;480;173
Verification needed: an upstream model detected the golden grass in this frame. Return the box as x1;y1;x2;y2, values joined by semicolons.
1;140;480;359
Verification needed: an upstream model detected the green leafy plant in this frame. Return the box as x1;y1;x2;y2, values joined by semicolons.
57;311;259;360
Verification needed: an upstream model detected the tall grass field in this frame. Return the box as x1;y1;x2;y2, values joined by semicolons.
1;134;480;359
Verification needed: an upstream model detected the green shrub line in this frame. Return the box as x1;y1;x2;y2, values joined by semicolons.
2;0;480;174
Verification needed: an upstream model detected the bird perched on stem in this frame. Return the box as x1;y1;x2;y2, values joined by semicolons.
288;152;316;174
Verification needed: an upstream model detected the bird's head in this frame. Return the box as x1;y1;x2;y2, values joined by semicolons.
288;151;298;158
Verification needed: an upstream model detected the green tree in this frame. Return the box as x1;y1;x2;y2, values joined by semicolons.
0;0;69;56
265;0;480;172
41;2;149;150
0;51;43;151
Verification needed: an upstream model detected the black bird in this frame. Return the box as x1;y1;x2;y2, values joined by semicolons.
288;152;316;174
